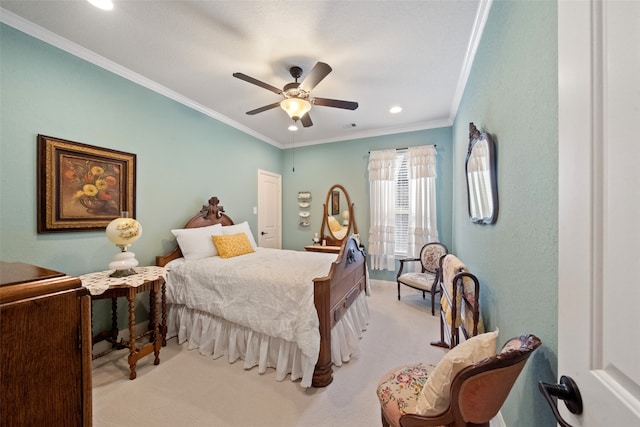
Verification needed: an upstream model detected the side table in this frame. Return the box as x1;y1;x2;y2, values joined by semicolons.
304;244;341;254
80;266;167;380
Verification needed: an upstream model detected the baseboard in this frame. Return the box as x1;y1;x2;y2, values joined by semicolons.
91;320;150;357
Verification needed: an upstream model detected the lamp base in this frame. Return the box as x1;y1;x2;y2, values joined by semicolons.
110;268;137;278
109;250;139;278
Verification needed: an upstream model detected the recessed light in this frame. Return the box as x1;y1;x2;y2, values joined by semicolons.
288;124;298;131
389;106;403;114
88;0;114;11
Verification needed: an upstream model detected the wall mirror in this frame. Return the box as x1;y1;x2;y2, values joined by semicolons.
321;184;358;246
465;122;498;224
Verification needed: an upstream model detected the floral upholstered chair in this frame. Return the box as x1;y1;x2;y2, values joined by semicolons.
376;331;541;427
396;243;448;315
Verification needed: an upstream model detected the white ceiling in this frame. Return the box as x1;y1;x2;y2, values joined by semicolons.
1;0;489;148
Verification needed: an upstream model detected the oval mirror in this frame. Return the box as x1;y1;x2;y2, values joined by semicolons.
465;122;498;224
321;184;358;246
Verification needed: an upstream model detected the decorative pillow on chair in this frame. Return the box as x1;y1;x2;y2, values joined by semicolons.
222;221;258;248
212;233;255;258
171;224;223;261
416;328;499;416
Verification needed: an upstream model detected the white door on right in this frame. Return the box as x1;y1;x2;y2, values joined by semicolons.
557;0;640;425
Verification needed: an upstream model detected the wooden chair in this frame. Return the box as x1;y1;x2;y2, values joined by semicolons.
431;254;483;349
377;334;541;427
396;242;448;315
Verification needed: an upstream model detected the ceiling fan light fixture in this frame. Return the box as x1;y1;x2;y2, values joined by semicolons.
288;124;298;131
280;98;311;121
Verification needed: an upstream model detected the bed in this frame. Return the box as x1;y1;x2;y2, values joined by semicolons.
156;196;369;387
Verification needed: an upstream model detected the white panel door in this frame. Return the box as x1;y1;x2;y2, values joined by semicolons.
257;169;281;249
557;0;640;425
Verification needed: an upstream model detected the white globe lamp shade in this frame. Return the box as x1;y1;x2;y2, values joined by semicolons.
342;209;350;226
106;216;142;277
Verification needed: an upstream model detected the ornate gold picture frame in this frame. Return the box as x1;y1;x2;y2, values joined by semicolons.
37;135;136;233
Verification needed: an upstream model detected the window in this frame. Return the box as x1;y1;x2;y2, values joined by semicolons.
394;150;409;256
368;145;438;271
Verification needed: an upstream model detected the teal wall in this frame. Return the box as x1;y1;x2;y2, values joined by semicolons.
452;2;558;426
0;21;454;334
280;128;454;283
0;24;282;332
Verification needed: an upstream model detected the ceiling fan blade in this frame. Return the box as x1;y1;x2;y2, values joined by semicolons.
312;97;359;110
246;102;280;115
233;72;282;95
299;62;332;92
300;113;313;128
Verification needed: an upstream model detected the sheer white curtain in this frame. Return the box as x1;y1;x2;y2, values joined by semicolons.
407;145;439;258
368;149;397;270
368;146;438;271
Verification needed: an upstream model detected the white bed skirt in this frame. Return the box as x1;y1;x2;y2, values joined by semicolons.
166;292;369;387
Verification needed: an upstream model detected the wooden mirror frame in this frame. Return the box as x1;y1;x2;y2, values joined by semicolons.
465;122;498;224
320;184;358;246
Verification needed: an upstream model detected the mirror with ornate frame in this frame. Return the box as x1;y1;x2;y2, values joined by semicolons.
320;184;358;246
465;122;498;224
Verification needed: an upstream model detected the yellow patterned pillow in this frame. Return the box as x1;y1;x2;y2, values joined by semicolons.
211;233;255;258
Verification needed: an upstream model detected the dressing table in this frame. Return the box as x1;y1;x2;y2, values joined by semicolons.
304;244;342;254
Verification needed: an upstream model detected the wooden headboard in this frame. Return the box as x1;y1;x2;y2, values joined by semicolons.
156;196;235;266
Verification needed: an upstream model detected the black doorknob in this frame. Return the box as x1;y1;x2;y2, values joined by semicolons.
261;231;268;235
539;375;583;427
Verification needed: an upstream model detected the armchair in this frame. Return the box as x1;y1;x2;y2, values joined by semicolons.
396;243;448;315
377;333;541;427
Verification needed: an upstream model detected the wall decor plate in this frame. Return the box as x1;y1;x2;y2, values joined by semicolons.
298;201;310;208
297;191;311;200
299;220;310;227
299;211;310;218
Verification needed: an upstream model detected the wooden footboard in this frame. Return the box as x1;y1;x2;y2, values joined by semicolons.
312;236;367;387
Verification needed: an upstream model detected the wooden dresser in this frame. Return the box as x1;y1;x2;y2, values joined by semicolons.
0;261;92;427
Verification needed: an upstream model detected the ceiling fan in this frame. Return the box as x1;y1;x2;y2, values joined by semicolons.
233;62;358;128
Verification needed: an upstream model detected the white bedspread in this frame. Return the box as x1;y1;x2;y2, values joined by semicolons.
167;248;337;363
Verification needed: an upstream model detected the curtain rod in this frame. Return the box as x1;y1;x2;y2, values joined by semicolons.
368;145;436;153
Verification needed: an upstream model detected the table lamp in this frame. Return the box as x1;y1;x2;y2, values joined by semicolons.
106;212;142;277
342;209;350;226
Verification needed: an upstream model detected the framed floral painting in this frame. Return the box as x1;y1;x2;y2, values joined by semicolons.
37;135;136;233
331;190;340;215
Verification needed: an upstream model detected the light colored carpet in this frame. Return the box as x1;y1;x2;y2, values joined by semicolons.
92;281;450;427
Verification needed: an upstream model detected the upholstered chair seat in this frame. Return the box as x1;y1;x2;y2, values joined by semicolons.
396;243;448;315
376;332;541;427
377;363;436;426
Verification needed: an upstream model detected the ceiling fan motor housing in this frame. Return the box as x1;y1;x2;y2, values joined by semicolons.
289;66;303;80
283;82;306;98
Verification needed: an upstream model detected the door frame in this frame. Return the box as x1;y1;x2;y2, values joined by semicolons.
257;169;282;248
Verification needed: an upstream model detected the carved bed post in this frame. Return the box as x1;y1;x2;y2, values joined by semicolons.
199;196;225;219
312;276;333;387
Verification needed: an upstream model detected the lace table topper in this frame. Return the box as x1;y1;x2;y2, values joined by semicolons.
80;266;167;296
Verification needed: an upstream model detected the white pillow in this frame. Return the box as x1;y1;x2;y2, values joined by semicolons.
416;328;499;416
222;221;258;248
171;223;223;261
